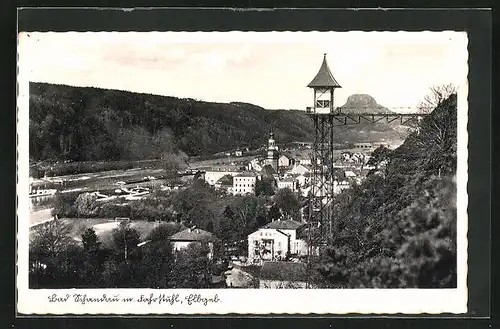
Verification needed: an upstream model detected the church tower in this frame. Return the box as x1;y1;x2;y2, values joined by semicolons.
264;130;279;171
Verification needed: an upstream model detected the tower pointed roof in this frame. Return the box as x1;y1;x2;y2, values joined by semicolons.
307;54;341;88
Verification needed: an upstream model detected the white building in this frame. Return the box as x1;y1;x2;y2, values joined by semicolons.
296;173;313;187
248;158;263;172
204;169;240;186
277;177;298;192
354;142;374;149
233;172;259;195
247;220;308;264
344;170;357;178
278;154;294;167
286;163;310;175
334;180;351;194
170;227;216;259
297;158;312;166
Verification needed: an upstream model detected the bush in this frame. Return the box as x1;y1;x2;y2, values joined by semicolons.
52;192;80;218
129;202;173;222
99;203;131;219
74;193;101;217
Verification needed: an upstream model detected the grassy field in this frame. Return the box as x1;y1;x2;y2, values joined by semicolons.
58;218;161;248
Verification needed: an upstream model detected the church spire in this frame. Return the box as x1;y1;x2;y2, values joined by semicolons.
265;129;279;170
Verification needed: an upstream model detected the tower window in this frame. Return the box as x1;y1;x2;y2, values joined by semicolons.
315;100;331;108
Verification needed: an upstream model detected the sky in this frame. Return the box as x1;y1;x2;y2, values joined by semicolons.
19;31;468;111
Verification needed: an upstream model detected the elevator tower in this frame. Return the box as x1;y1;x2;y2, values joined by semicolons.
306;53;341;245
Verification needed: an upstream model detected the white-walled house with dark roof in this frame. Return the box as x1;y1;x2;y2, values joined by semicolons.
286;163;311;176
170;227;217;259
247;219;308;264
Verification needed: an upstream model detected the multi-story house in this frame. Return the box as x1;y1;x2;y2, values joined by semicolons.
233;172;259;195
247;219;308;264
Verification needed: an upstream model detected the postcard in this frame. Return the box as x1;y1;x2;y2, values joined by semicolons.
17;30;468;314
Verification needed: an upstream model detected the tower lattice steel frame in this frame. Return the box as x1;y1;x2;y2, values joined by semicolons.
304;55;426;286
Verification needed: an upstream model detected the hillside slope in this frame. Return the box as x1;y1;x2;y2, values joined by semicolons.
315;94;458;288
29;82;405;161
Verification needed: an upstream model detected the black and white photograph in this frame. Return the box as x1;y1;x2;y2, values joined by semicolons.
17;29;468;314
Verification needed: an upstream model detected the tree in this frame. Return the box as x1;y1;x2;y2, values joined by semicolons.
223;204;235;220
255;178;275;196
80;227;104;287
74;193;100;217
232;195;266;239
267;204;281;222
172;179;223;230
153;127;177;157
30;220;74;256
274;188;300;220
417;84;457;114
133;241;175;288
163;151;188;182
146;223;183;243
366;145;393;177
111;221;141;262
397;84;458;139
394;176;457;288
115;126;155;160
29;220;80;288
217;205;236;248
81;227;101;255
171;243;212;288
52;191;79;218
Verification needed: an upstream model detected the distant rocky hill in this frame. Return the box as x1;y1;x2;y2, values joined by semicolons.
29;83;407;162
338;94;393;114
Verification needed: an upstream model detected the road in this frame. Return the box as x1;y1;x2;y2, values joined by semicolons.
225;268;255;288
29;208;54;227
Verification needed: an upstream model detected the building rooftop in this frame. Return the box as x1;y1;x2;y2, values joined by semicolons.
261;164;278;176
203;165;241;172
344;170;357;177
279;153;295;159
262;219;304;230
307;54;342;88
278;177;297;183
215;174;234;186
170;227;215;242
234;171;259;177
260;261;308;282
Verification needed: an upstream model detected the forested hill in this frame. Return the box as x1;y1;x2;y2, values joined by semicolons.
316;94;458;288
29;82;403;162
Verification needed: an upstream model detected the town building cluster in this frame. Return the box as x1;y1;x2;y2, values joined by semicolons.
201;131;368;198
197;130;377;266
